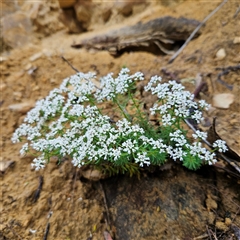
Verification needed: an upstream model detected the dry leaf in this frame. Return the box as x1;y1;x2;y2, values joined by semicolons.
207;118;240;161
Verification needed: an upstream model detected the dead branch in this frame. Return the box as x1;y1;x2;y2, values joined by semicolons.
169;0;228;64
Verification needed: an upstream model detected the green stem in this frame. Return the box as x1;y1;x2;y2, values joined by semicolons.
114;98;131;121
87;95;103;115
129;92;145;122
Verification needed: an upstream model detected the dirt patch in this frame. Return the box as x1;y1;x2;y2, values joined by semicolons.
1;1;240;239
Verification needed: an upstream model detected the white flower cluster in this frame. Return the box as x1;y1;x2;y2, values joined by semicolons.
12;68;227;171
95;68;144;102
145;76;210;125
213;139;228;153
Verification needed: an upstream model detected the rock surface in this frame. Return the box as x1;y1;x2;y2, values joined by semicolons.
1;12;33;49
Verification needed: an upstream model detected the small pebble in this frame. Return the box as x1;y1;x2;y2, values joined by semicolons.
216;48;226;60
233;36;240;44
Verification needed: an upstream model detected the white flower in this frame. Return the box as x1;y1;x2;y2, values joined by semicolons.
169;147;187;161
190;110;203;123
122;139;138;154
31;156;46;170
170;130;187;147
144;75;162;91
192;130;208;140
152;83;169;99
20;143;29;156
198;100;210;110
203;151;216;162
109;147;122;161
131;71;144;81
188;142;205;156
12;68;216;171
68;104;85;117
94;73;115;102
116;118;131;133
135;152;150;167
213;139;228;152
208;158;217;165
161;114;175;126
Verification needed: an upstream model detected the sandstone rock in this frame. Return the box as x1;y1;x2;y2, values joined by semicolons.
1;11;33;49
81;166;107;181
115;0;146;17
102;6;112;22
21;1;64;36
115;1;134;16
58;0;76;8
59;8;84;33
8;101;35;113
74;1;93;29
81;169;104;181
1;0;19;18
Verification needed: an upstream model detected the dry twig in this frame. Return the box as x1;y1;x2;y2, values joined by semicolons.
43;223;50;240
61;56;101;90
209;228;218;240
206;225;213;240
169;0;228;64
216;65;240;90
99;181;111;228
33;176;43;203
61;56;80;73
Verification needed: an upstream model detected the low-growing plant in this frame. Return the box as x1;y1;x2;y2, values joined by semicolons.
12;68;228;175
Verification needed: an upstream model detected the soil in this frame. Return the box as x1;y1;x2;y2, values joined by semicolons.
1;1;240;240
